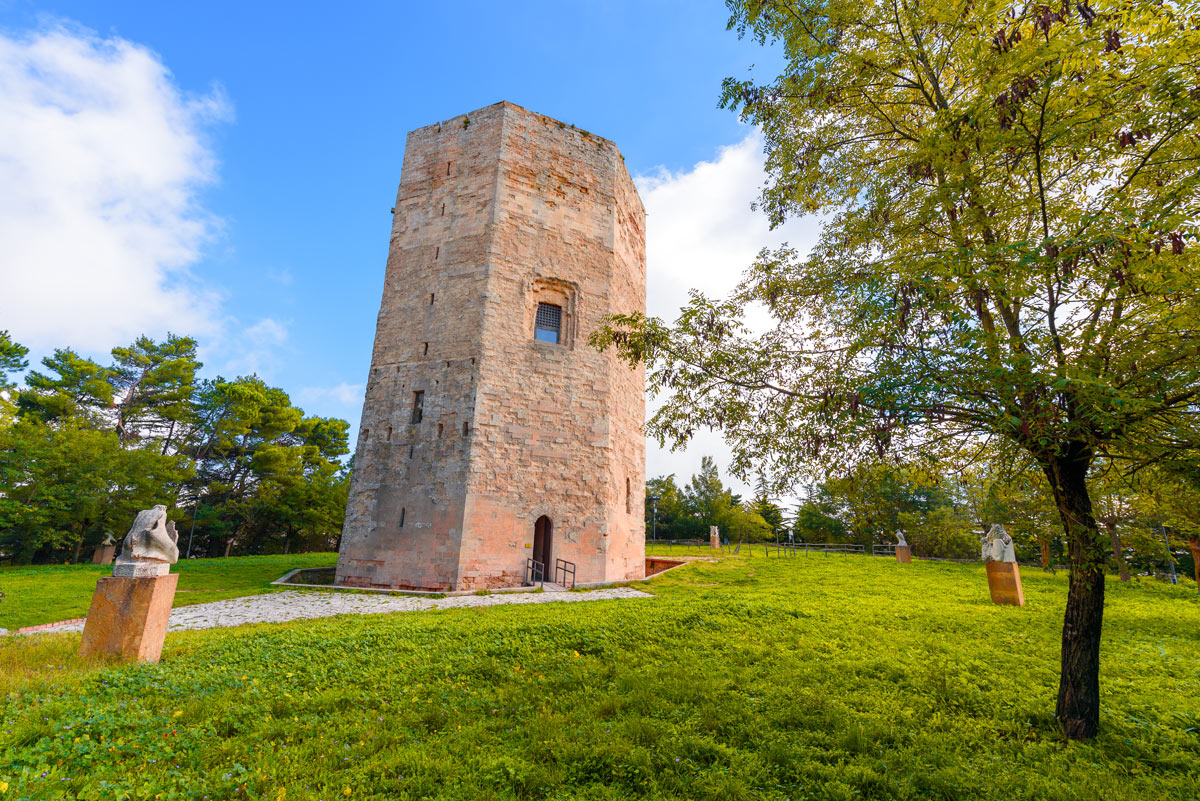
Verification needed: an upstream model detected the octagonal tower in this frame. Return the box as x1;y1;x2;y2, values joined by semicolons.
336;101;646;591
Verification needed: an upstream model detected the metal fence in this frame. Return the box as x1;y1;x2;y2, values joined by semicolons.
645;539;725;556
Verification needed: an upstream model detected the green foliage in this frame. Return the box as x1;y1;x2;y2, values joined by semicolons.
0;554;1197;799
0;553;336;630
0;421;187;563
593;0;1200;737
0;330;28;390
647;458;774;543
0;332;351;564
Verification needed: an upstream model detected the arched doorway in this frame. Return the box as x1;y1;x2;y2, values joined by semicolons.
533;516;553;575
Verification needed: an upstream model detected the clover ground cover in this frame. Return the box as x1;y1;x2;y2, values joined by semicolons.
1;553;1197;800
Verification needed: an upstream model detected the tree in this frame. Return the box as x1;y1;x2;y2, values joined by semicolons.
751;475;788;542
18;349;112;425
594;1;1200;738
108;334;201;450
0;420;186;562
0;330;28;424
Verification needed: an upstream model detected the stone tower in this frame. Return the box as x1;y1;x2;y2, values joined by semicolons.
336;102;646;591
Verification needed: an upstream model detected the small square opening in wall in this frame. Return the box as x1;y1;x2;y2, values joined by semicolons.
462;421;469;436
400;508;405;528
535;303;562;344
411;391;424;424
430;293;435;305
386;426;392;442
438;423;444;437
423;342;429;356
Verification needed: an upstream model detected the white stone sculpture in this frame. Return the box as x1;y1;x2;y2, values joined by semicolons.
983;524;1016;563
894;529;907;547
100;531;117;546
113;505;179;578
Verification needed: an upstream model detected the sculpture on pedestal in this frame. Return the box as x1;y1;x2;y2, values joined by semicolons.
981;523;1024;606
894;529;907;547
80;505;180;662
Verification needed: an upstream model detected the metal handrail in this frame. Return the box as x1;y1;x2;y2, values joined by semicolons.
554;558;576;589
524;558;544;587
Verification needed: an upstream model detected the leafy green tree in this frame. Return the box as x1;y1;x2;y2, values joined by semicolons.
18;349;112;425
0;330;28;389
751;475;788;542
595;0;1200;737
646;474;691;540
0;420;186;563
187;375;349;556
0;330;29;424
790;496;847;542
109;334;201;450
683;456;740;538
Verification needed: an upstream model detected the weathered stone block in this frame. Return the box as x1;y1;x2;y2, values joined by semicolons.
895;545;912;563
79;574;178;662
91;545;116;565
985;561;1025;606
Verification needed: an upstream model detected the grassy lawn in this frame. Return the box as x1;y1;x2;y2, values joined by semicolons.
1;553;1198;800
0;553;337;630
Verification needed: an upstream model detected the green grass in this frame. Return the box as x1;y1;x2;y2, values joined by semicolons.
0;553;337;630
2;553;1198;800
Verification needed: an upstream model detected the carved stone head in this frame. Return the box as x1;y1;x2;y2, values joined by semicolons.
113;505;179;578
984;523;1017;563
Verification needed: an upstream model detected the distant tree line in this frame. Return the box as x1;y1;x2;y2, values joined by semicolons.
0;330;350;564
649;454;1198;582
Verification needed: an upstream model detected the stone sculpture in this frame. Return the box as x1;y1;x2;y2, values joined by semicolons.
112;505;179;578
894;529;907;547
983;524;1017;563
100;531;117;546
981;523;1024;605
81;505;181;662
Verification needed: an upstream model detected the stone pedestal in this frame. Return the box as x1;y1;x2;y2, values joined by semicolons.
91;545;116;565
709;526;720;550
79;574;178;662
895;545;911;563
985;561;1025;606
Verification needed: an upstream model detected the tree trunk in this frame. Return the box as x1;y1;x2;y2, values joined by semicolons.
1040;540;1051;571
1041;448;1106;740
1106;522;1130;582
1188;536;1200;593
72;537;83;564
224;537;235;558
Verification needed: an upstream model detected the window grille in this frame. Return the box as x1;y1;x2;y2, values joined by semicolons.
535;303;562;344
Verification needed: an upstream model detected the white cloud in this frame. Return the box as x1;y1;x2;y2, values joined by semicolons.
213;317;290;379
297;382;365;411
0;24;231;352
635;133;821;499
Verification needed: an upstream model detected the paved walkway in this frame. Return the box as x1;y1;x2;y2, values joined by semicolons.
30;586;653;635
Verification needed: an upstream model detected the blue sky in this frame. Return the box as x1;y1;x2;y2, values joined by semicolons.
0;1;816;497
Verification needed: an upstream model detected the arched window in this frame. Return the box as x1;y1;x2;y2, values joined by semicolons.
535;303;562;344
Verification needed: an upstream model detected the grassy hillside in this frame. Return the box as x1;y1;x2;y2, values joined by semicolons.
1;553;1197;800
0;553;337;630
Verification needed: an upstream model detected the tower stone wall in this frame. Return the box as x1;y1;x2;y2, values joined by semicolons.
336;102;646;591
